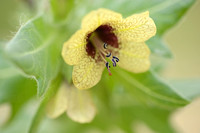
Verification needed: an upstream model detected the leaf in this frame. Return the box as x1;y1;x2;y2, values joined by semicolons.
147;0;195;58
113;69;189;109
0;44;37;122
169;79;200;100
0;75;36;118
148;0;195;35
117;106;175;133
5;15;66;97
0;42;19;77
147;35;173;58
28;74;62;133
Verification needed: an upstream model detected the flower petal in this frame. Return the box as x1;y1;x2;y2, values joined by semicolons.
72;56;104;89
66;87;96;123
46;83;68;119
81;8;122;33
62;30;88;65
118;42;150;73
113;11;156;43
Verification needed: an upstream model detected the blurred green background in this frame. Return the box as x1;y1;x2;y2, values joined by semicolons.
0;0;200;133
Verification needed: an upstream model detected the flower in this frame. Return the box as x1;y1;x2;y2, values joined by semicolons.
62;8;156;89
46;83;96;123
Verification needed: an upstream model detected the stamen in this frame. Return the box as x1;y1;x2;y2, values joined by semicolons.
106;52;111;57
106;62;109;68
113;56;119;62
99;52;107;63
99;48;108;56
103;43;108;49
89;33;119;76
112;58;116;67
90;33;108;57
106;62;112;76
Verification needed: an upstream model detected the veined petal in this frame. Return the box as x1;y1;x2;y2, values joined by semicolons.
46;83;68;119
81;8;122;33
66;87;96;123
118;42;150;73
62;30;88;65
113;11;156;43
72;56;105;89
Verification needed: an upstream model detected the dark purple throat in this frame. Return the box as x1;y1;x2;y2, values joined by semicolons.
86;25;119;59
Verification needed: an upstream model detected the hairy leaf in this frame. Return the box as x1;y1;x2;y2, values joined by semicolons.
0;43;36;122
5;16;66;96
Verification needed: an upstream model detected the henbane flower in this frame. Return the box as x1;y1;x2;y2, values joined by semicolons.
46;83;96;123
62;8;156;89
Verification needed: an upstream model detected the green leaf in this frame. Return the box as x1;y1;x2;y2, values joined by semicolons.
118;106;175;133
5;15;66;97
147;35;173;58
28;74;62;133
0;74;61;133
0;44;37;123
113;69;188;109
0;42;19;77
169;79;200;100
0;75;36;117
148;0;195;35
147;0;195;58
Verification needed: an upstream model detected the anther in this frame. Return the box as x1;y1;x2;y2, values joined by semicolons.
106;52;111;57
106;62;109;68
103;43;108;49
105;62;112;76
112;58;116;67
113;56;119;62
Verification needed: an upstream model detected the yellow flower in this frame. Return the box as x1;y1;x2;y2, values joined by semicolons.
46;83;96;123
62;8;156;89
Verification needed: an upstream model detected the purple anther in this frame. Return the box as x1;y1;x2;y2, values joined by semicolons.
112;58;116;67
113;56;119;62
103;43;108;49
106;52;111;57
106;62;109;68
105;62;112;76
